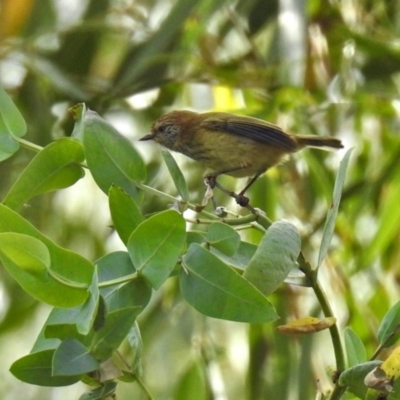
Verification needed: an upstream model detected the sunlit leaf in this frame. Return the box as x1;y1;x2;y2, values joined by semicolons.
0;233;49;273
3;138;85;211
0;204;93;307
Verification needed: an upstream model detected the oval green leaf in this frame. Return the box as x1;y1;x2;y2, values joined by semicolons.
377;301;400;347
338;360;382;399
128;210;186;289
82;110;146;201
0;84;27;137
3;138;85;211
344;327;367;367
0;204;93;307
10;350;81;387
180;243;278;323
0;132;19;162
109;185;144;245
205;222;240;256
0;232;50;273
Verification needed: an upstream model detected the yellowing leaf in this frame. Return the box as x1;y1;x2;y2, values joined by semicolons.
277;316;336;334
381;345;400;380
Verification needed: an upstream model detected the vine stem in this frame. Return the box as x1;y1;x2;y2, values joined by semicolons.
115;352;155;400
297;252;346;400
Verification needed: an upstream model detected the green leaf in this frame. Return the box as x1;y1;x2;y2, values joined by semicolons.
161;149;190;201
205;222;240;256
31;324;61;353
0;236;87;307
127;322;143;375
211;240;257;270
96;251;136;283
175;360;208;400
90;307;138;361
180;244;278;323
344;327;367;367
338;360;382;399
81;109;146;201
10;350;81;387
187;231;206;247
44;307;86;342
109;185;144;245
53;339;99;376
243;221;301;295
97;251;152;315
317;148;352;268
101;279;152;315
79;381;117;400
128;210;186;289
76;270;100;335
0;233;50;273
3;138;85;211
377;301;400;347
0;204;93;307
0;84;27;137
0;132;19;162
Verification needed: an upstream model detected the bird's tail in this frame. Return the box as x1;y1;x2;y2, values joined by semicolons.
295;135;343;150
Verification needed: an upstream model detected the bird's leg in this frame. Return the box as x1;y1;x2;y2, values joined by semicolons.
235;173;261;206
204;167;258;207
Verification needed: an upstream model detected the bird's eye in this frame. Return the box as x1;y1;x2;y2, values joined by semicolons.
158;124;169;134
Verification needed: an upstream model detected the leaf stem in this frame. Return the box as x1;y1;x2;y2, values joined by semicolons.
114;351;155;400
97;272;138;288
47;269;89;289
14;137;45;153
135;374;155;400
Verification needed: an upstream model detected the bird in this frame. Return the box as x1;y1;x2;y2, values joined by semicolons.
140;110;343;206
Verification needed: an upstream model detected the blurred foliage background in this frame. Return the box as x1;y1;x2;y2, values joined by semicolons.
0;0;400;399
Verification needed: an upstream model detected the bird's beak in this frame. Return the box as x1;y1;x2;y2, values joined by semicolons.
139;134;154;141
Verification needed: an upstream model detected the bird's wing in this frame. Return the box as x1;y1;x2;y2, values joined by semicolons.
201;114;297;151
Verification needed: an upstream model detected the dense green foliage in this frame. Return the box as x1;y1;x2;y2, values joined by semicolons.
1;1;400;399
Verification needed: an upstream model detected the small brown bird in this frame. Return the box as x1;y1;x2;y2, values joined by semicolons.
140;110;343;206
